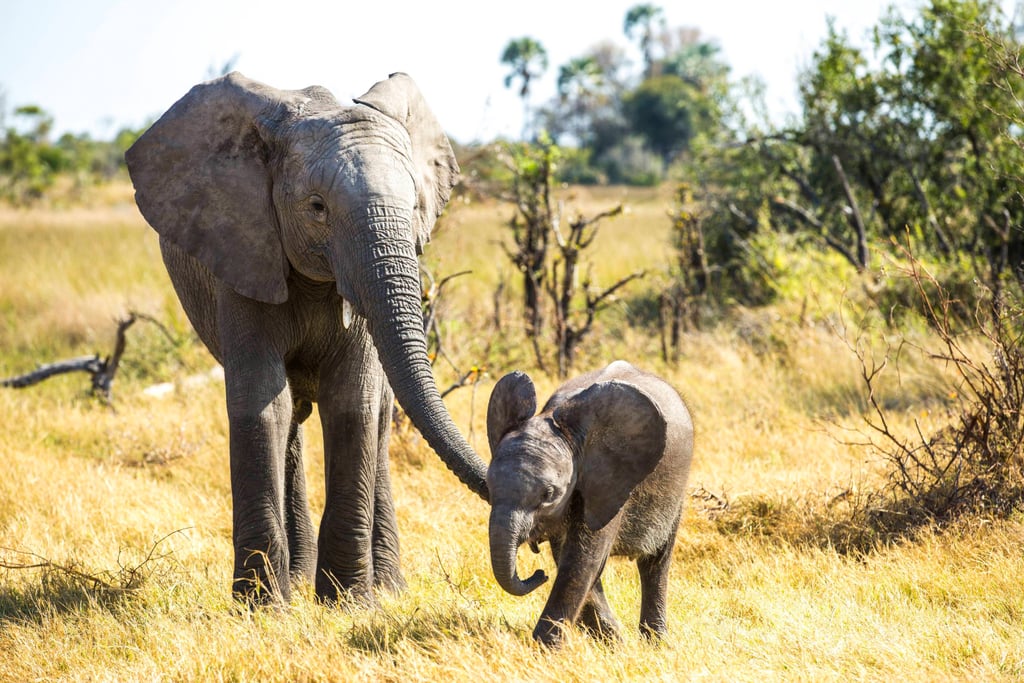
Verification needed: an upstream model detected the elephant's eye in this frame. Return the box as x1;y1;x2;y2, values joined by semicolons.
309;196;327;217
542;485;558;505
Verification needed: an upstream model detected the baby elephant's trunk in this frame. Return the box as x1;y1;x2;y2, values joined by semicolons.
488;506;548;596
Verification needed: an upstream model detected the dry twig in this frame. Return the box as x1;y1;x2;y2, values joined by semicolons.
0;528;188;596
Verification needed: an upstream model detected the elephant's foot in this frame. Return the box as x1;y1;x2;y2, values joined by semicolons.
232;545;290;605
315;569;379;609
372;566;408;595
232;571;288;607
578;603;623;643
639;617;668;642
288;570;315;597
532;617;571;647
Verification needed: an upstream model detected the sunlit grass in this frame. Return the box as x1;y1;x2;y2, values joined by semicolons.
0;181;1021;681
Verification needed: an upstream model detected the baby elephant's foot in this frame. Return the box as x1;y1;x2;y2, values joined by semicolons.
639;619;668;642
579;604;623;643
532;617;571;647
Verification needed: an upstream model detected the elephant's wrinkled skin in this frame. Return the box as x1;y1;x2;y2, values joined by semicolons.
126;72;488;605
486;361;694;645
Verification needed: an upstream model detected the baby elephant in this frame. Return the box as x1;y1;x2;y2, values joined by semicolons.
486;360;694;646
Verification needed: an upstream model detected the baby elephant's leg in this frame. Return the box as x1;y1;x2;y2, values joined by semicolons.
636;529;679;639
550;536;621;639
578;577;623;641
534;512;619;646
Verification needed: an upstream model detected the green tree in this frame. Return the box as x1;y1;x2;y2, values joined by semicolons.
618;26;731;181
536;43;634;182
556;56;605;146
622;74;715;171
0;105;68;202
663;33;730;90
0;97;146;203
797;0;1023;296
682;0;1024;316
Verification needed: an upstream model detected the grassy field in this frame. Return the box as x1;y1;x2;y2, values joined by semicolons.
0;182;1022;682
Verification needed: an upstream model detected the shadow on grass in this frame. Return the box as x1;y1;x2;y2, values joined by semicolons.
697;478;1024;557
345;605;513;655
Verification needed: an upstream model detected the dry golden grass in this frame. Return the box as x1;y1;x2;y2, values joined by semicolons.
0;181;1022;681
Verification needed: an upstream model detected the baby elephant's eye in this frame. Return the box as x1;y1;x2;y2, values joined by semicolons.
542;485;558;505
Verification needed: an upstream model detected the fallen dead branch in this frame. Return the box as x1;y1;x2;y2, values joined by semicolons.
1;311;176;402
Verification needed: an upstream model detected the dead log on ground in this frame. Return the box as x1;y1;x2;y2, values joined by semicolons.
1;312;174;402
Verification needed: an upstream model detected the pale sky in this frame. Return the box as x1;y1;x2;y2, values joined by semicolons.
2;0;1018;144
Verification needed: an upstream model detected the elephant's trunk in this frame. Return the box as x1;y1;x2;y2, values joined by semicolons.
488;506;548;596
342;207;489;501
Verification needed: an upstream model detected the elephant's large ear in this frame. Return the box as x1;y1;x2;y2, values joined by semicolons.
126;72;298;304
486;371;538;456
353;72;460;253
552;381;667;531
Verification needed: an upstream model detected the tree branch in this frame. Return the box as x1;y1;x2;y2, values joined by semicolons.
831;155;869;270
1;355;105;388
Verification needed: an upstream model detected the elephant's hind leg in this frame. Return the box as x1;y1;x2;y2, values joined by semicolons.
578;577;623;642
636;521;680;639
285;402;317;587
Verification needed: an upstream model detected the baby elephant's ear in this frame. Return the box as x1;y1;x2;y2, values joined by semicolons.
553;381;667;530
487;371;538;455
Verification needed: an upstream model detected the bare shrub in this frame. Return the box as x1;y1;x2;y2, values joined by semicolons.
851;252;1024;534
496;136;644;377
707;247;1023;554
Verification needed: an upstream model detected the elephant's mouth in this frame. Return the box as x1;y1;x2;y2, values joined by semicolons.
527;527;549;554
525;509;574;553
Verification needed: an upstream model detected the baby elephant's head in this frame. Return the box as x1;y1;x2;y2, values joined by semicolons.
485;370;668;597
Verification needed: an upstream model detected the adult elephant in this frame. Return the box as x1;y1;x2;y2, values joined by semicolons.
125;71;488;605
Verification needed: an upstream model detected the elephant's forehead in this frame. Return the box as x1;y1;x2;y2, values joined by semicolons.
492;426;572;482
285;110;411;157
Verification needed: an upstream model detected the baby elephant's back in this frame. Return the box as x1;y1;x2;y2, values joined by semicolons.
621;366;693;558
557;361;694;558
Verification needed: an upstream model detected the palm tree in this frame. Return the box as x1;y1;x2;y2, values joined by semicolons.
623;4;665;79
557;57;605;146
501;37;549;139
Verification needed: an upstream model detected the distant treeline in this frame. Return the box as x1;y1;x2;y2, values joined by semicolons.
1;0;1021;317
461;0;1023;316
491;3;732;186
0;103;145;203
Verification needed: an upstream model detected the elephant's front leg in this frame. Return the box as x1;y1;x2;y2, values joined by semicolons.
371;384;406;593
533;501;621;646
548;537;621;641
316;336;387;605
223;353;294;604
